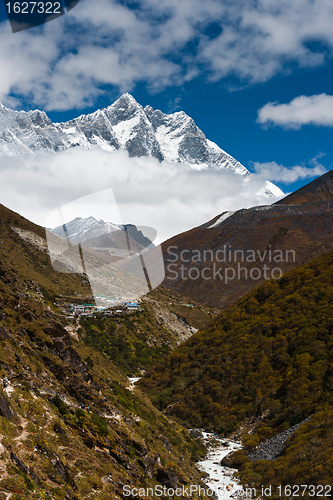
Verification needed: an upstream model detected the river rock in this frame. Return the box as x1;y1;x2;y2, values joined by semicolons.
190;428;204;439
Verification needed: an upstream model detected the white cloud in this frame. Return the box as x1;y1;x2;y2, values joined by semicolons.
257;94;333;128
252;157;327;183
0;148;283;242
1;0;333;109
198;0;333;83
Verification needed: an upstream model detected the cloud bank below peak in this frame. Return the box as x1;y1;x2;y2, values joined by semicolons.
0;148;285;242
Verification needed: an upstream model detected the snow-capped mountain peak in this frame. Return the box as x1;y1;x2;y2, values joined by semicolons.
0;93;281;196
50;216;154;256
52;216;122;243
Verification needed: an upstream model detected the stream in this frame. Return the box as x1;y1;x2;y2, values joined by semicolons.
197;432;244;499
128;377;244;499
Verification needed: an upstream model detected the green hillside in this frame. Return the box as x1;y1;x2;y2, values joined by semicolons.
0;204;209;499
139;250;333;492
0;203;214;375
78;288;216;377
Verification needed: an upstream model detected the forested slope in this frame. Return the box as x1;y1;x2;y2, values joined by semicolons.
139;250;333;492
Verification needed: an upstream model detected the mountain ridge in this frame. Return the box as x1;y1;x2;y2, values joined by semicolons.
0;93;282;197
275;168;333;205
161;169;333;308
50;216;154;256
0;93;249;171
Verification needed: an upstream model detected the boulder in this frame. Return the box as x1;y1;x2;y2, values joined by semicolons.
53;422;66;434
0;326;12;339
156;468;178;488
29;467;42;485
0;394;14;420
45;323;88;375
65;491;79;500
189;428;204;439
101;475;113;484
139;455;156;478
10;451;29;474
22;310;35;321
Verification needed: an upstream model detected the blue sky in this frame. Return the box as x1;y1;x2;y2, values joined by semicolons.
0;0;333;196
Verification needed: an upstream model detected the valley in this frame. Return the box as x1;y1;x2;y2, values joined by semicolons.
0;0;333;497
0;156;332;499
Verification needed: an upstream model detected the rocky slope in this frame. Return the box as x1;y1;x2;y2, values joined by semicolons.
161;169;333;308
245;417;311;462
0;202;214;500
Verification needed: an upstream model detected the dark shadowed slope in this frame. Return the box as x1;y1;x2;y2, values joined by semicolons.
161;169;333;308
275;168;333;205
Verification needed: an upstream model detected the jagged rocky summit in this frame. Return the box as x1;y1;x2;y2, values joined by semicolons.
0;94;246;171
0;95;276;189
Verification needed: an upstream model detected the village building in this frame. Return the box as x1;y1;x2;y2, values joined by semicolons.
125;302;139;311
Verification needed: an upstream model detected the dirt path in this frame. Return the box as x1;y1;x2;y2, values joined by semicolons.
2;493;13;500
13;418;29;443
